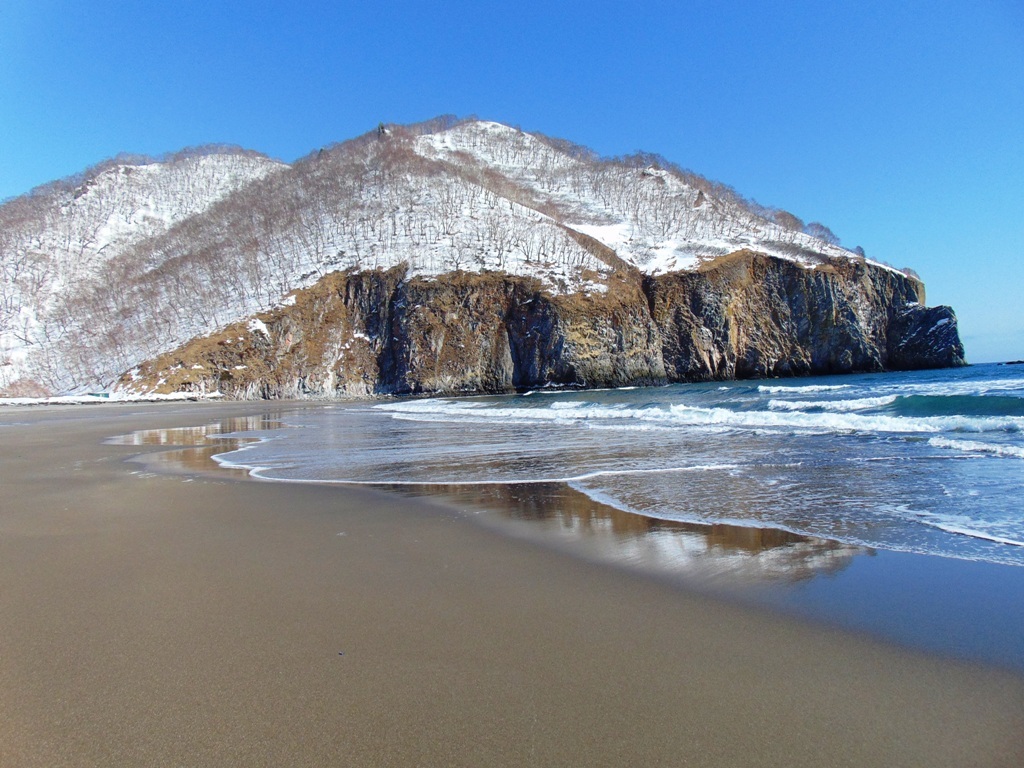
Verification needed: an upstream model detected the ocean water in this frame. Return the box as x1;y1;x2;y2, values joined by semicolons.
212;363;1024;569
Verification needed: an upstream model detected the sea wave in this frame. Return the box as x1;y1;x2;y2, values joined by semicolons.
768;395;897;412
769;393;1024;417
887;378;1024;398
666;404;1024;434
376;399;663;425
911;510;1024;548
928;437;1024;459
375;397;1024;435
758;383;851;394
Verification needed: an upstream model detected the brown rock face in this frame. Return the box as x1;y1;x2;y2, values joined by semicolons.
646;250;959;380
121;253;965;399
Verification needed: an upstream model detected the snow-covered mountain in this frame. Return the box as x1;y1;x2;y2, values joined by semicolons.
0;117;931;395
0;147;284;393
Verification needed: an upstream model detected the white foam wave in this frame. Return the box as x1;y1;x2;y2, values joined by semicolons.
567;463;738;483
523;388;591;396
242;461;738;487
882;378;1024;398
768;395;897;413
760;374;1024;401
376;397;1024;435
911;510;1024;548
758;383;851;394
928;437;1024;459
376;399;671;425
666;404;1024;434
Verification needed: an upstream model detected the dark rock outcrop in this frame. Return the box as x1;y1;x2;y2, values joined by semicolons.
886;304;965;370
121;252;966;398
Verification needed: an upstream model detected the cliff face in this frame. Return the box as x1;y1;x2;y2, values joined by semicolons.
647;251;961;379
120;252;965;398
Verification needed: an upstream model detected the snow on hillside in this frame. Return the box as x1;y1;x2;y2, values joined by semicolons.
1;118;893;395
416;120;864;273
0;150;285;392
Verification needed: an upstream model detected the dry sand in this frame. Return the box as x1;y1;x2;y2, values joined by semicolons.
1;401;1022;767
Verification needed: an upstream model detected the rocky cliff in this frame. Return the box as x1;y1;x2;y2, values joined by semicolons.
120;251;965;398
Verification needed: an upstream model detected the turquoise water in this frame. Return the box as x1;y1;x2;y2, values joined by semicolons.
215;363;1024;568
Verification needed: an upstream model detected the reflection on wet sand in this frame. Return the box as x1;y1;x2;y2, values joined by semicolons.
388;481;866;586
114;414;866;586
109;415;285;479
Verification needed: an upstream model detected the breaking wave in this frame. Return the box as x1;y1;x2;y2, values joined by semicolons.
768;395;898;412
758;383;850;394
911;510;1024;549
376;397;1024;436
928;437;1024;459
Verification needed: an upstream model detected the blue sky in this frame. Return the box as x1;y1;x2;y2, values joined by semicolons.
2;0;1022;361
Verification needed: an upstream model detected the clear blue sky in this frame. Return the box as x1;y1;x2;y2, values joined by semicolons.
2;0;1022;362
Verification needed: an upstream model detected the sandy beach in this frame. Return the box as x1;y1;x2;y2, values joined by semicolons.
1;401;1022;767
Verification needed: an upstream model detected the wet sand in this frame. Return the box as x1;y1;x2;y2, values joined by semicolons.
1;402;1022;766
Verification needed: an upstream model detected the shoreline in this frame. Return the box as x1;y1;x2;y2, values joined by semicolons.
1;401;1023;766
120;400;1024;673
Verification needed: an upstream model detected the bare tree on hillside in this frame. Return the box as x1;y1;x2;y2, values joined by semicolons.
805;221;840;245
